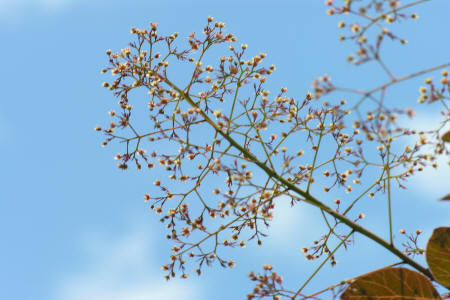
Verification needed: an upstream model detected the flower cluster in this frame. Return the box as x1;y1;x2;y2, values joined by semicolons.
98;17;381;278
246;265;349;299
97;0;449;297
247;265;285;299
327;0;419;66
399;228;425;257
417;70;450;104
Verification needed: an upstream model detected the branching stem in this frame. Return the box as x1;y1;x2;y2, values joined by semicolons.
164;76;434;281
292;230;354;299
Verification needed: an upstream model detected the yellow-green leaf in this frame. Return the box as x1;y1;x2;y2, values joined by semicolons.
440;194;450;201
341;267;441;300
426;227;450;289
442;131;450;143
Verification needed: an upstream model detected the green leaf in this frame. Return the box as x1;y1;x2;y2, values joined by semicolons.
442;130;450;143
426;227;450;289
341;267;441;300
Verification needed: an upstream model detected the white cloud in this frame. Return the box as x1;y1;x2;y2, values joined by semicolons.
0;0;71;7
408;156;449;198
268;198;305;237
400;111;450;197
0;0;73;18
265;196;323;249
406;111;450;132
54;225;202;300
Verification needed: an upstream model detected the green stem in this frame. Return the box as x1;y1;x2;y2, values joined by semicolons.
386;145;393;245
306;117;325;193
358;0;431;37
292;230;354;299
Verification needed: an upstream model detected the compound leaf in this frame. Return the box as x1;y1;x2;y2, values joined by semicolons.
426;227;450;289
341;267;441;300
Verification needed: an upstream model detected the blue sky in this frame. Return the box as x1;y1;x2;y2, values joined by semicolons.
1;0;449;299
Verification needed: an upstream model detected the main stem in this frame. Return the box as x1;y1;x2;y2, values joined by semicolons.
163;77;434;282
